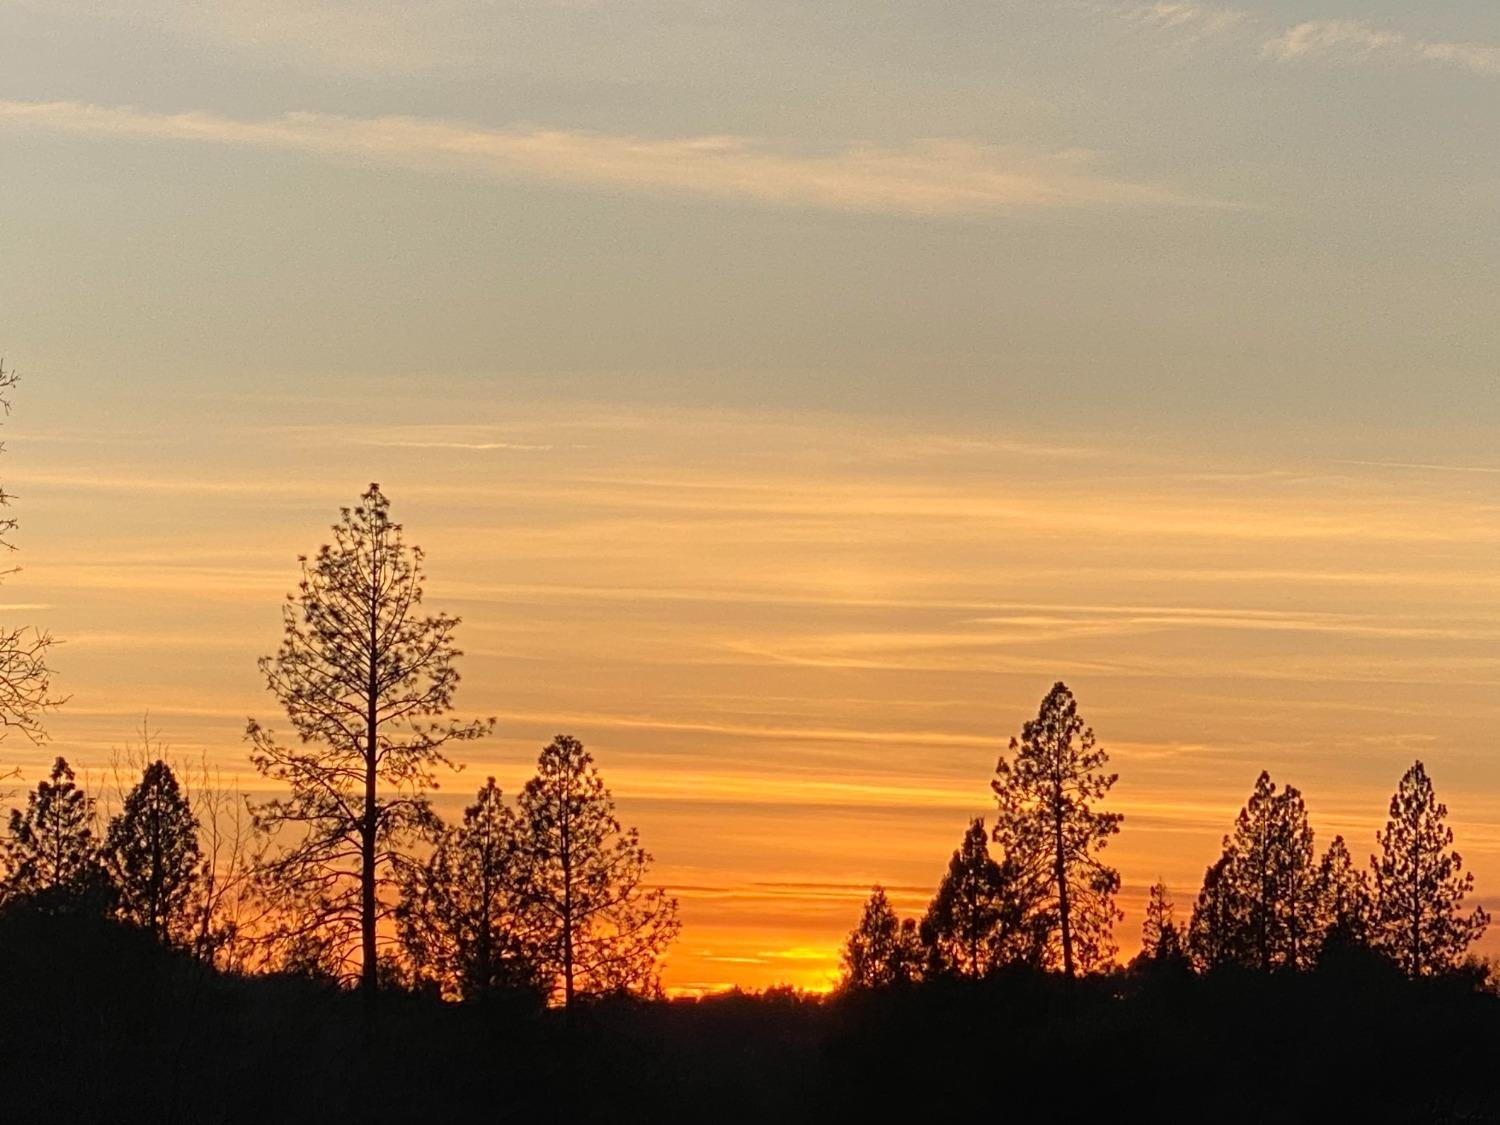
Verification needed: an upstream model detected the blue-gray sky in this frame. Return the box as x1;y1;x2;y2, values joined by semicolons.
6;1;1497;425
1;1;1498;990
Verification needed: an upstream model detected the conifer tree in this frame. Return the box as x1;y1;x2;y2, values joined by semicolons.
896;917;922;981
511;735;679;1006
1138;880;1184;963
920;818;1045;977
104;759;202;944
1371;761;1488;976
1187;855;1237;972
992;682;1122;976
841;885;923;990
247;484;492;995
1314;834;1372;955
1260;776;1318;969
1189;771;1317;972
397;778;543;1002
1;757;108;912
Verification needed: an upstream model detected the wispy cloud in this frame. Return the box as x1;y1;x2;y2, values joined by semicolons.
1102;4;1500;79
1110;1;1249;43
0;100;1226;215
1334;458;1500;476
1265;19;1500;77
352;439;560;452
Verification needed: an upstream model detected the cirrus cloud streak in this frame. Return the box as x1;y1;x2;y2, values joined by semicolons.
1265;19;1500;77
0;99;1225;215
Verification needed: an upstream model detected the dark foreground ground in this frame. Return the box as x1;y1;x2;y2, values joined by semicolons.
3;913;1499;1124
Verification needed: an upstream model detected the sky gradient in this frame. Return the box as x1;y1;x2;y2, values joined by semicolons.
2;0;1498;991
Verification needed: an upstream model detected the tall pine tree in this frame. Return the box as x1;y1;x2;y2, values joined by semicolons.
247;484;492;995
104;759;202;944
992;682;1122;976
1188;771;1317;972
511;735;679;1006
1371;761;1488;976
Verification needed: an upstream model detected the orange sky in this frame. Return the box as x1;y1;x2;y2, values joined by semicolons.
4;382;1498;993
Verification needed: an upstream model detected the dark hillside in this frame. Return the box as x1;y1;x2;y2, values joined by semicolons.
4;910;1499;1123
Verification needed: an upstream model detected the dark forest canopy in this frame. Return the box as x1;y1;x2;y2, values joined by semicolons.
3;906;1500;1123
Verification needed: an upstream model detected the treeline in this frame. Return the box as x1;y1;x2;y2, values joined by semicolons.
0;480;1493;1012
842;684;1490;989
0;739;676;1005
0;485;677;1009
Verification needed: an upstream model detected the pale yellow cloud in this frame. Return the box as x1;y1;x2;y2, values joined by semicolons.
1103;5;1500;79
1113;1;1248;41
0;100;1226;214
1265;19;1500;77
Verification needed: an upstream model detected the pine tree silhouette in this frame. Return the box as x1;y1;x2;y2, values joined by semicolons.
104;759;201;945
397;778;543;1002
1187;771;1316;971
511;735;679;1006
992;682;1122;976
247;484;493;996
1371;761;1488;976
920;818;1045;977
841;885;923;990
1;757;109;914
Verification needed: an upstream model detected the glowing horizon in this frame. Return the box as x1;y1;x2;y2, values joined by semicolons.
0;389;1496;991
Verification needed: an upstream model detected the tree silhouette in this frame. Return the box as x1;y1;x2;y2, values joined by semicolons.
1;757;108;913
511;735;679;1006
1186;855;1237;972
920;818;1044;978
397;778;543;1002
1137;880;1185;964
1189;772;1317;972
1371;761;1488;976
247;484;492;995
0;361;62;743
1313;834;1372;956
992;682;1122;976
104;759;201;945
841;886;922;990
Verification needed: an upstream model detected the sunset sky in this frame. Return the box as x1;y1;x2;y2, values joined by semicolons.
2;0;1498;993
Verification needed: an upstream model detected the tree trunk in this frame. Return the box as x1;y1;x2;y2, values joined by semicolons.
362;733;378;997
562;779;575;1007
1055;820;1073;978
1054;774;1074;978
478;857;492;993
362;581;380;1002
1410;832;1421;976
